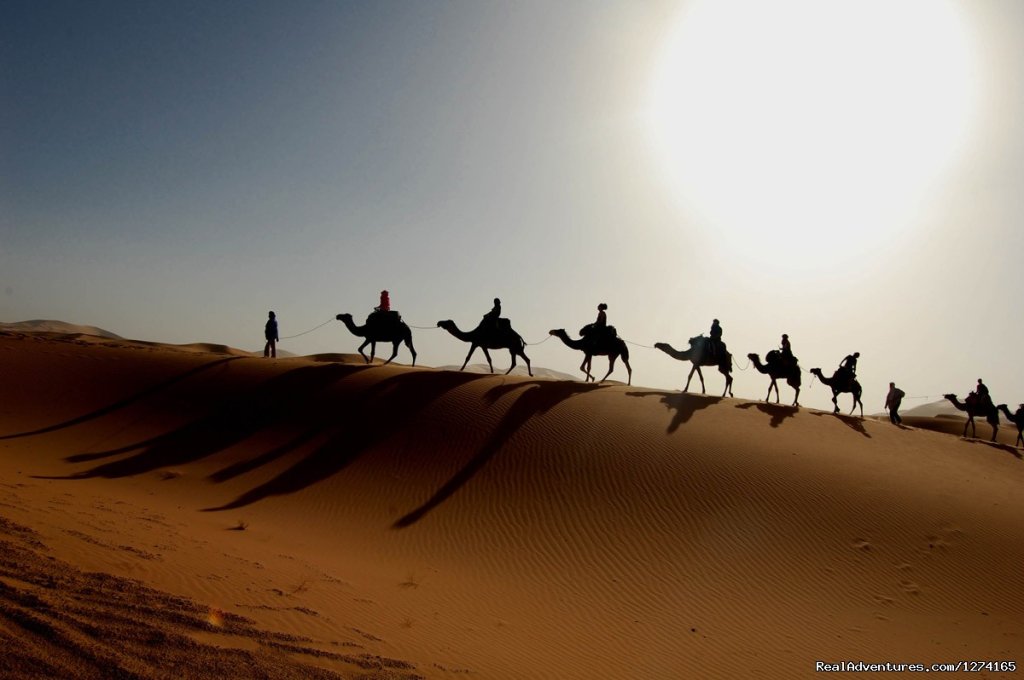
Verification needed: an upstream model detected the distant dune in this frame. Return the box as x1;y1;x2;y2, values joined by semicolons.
0;318;123;339
0;332;1022;678
901;399;966;418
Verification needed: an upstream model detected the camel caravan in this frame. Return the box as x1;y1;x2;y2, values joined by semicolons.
330;293;1024;443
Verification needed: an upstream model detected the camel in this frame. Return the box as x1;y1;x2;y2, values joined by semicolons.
548;329;632;385
997;404;1024;447
942;393;999;441
336;312;417;366
809;368;863;416
654;336;733;397
748;351;800;406
437;319;532;376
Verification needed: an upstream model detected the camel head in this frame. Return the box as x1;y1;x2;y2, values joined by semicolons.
336;313;352;322
943;393;957;400
747;353;759;361
437;320;454;330
654;342;670;352
809;368;823;376
549;329;567;337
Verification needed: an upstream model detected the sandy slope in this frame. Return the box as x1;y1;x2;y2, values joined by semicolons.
1;330;1022;678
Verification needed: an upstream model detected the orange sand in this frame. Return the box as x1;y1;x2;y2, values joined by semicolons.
1;330;1022;678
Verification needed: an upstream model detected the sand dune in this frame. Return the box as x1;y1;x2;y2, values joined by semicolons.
1;330;1022;678
0;318;123;339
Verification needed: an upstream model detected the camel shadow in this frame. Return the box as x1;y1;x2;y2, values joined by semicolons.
735;402;797;428
626;391;723;434
0;357;241;440
49;363;357;479
810;410;871;438
966;439;1022;460
203;370;493;511
392;379;606;528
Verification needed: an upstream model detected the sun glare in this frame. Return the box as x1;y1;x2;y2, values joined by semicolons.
647;0;978;267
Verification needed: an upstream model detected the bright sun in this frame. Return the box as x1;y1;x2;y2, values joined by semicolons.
647;0;979;267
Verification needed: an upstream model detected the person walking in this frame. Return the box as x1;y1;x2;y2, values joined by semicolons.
264;311;279;358
885;382;905;425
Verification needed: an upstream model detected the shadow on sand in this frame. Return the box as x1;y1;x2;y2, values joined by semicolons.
810;410;871;438
735;402;797;428
965;439;1022;460
47;366;605;525
391;380;605;528
1;357;242;440
54;363;357;476
201;369;492;512
626;391;723;433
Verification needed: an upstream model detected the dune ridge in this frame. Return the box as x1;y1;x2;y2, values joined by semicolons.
1;331;1022;678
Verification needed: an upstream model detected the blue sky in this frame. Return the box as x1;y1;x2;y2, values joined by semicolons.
3;1;1023;411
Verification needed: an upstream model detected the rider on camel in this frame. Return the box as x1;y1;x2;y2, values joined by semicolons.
375;290;391;313
709;319;723;359
483;297;501;331
975;378;991;409
840;351;859;376
780;333;792;359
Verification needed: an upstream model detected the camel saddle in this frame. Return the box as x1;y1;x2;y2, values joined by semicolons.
367;310;403;329
579;323;617;339
831;367;856;389
766;349;797;369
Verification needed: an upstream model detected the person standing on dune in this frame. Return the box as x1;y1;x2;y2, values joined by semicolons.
264;311;279;358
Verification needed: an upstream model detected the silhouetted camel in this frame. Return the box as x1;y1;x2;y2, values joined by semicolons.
748;351;800;406
997;404;1024;447
336;312;417;366
437;319;532;376
548;329;631;385
943;393;999;441
654;336;733;397
809;368;863;416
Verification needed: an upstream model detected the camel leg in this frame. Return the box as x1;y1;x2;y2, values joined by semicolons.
504;349;516;375
461;345;478;371
481;347;494;373
850;395;863;417
792;385;800;407
622;356;632;386
599;356;617;383
1017;430;1023;448
382;341;401;365
683;366;697;392
405;338;417;366
358;340;371;364
518;349;533;377
766;379;777;404
990;423;998;442
580;357;593;382
831;392;840;414
721;369;733;398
